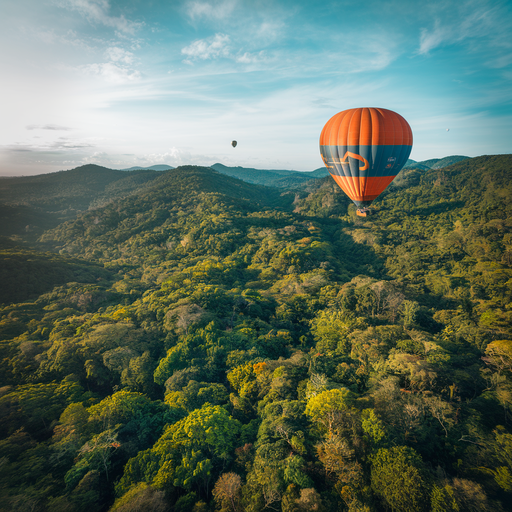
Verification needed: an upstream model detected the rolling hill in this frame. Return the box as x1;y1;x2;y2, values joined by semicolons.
405;155;470;170
37;165;290;261
210;163;329;187
0;165;162;238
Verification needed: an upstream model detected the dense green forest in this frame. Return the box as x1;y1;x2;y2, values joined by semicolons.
0;155;511;512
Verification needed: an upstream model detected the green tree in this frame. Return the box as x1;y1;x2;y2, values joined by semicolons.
371;446;429;512
305;388;354;435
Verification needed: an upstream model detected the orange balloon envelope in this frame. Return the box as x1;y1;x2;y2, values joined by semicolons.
319;107;413;208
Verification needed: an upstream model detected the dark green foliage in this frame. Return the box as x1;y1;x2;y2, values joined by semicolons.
0;165;160;212
0;165;162;242
0;249;111;304
371;446;429;511
0;157;511;511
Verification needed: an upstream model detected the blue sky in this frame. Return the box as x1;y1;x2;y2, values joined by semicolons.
1;0;511;176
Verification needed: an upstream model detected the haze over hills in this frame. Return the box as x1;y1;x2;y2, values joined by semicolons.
0;165;163;239
0;154;511;511
120;164;175;172
210;163;329;187
113;156;470;189
0;165;162;209
404;155;470;170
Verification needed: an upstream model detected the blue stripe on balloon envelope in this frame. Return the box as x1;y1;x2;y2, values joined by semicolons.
320;145;412;178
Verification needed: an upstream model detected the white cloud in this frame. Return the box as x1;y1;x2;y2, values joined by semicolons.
105;46;135;64
235;51;266;64
78;62;141;83
186;0;237;21
181;33;231;61
29;10;142;85
418;20;449;55
136;148;184;166
56;0;143;34
178;30;394;72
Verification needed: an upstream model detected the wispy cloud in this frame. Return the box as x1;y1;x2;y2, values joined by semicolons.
34;28;94;50
56;0;143;34
184;0;289;50
73;45;140;84
49;137;96;150
4;138;95;152
105;46;135;65
182;33;231;61
235;51;266;64
186;0;238;22
179;28;395;73
418;1;512;56
418;20;449;55
26;124;72;131
78;62;141;83
254;20;285;45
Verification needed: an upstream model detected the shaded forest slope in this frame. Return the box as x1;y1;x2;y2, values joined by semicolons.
0;165;161;238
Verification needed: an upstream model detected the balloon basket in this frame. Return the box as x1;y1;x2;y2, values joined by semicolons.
356;208;372;217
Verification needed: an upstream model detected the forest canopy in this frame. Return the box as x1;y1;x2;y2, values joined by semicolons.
0;156;511;511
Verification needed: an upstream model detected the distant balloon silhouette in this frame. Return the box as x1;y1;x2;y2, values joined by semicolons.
446;128;450;132
319;107;413;210
232;140;237;147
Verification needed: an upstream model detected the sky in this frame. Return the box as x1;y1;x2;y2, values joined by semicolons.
1;0;511;176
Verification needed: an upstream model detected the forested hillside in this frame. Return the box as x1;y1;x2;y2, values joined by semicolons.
405;156;469;171
0;165;161;239
210;163;329;188
0;157;511;512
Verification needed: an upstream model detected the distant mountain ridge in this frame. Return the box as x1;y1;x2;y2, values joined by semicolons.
210;163;329;187
405;155;470;170
121;164;175;171
210;158;470;187
117;157;470;186
115;156;469;182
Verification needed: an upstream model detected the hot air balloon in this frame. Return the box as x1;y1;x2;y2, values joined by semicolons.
319;107;412;216
232;140;237;147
